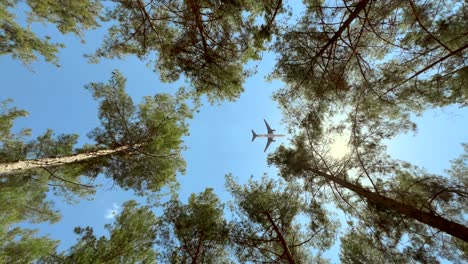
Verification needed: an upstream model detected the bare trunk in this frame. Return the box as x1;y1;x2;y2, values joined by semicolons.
0;145;135;175
265;212;296;264
310;168;468;242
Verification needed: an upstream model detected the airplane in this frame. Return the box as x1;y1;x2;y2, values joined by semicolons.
251;119;285;152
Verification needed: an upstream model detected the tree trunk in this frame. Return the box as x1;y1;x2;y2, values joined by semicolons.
309;168;468;242
265;211;296;264
0;145;135;175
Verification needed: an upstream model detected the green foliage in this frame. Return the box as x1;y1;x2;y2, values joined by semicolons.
269;131;468;262
0;102;60;261
0;99;32;163
161;188;229;263
0;126;91;264
0;99;28;141
226;174;337;263
25;0;101;36
447;143;468;185
1;126;96;202
0;174;60;225
0;70;192;263
0;101;70;227
0;0;101;65
90;0;284;102
1;0;466;262
344;146;468;262
48;200;159;263
85;70;192;195
269;2;467;260
1;70;191;197
273;0;467;136
340;226;410;264
0;227;57;264
267;135;313;181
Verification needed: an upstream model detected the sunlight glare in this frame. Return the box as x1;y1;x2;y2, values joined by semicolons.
330;135;350;159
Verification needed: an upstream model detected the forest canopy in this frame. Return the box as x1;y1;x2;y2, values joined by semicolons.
1;0;467;263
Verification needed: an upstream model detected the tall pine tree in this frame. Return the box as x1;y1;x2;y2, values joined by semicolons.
0;70;192;196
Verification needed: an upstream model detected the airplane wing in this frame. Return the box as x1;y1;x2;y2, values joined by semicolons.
264;138;274;152
264;119;275;134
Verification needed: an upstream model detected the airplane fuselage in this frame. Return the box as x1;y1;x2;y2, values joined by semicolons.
255;134;285;138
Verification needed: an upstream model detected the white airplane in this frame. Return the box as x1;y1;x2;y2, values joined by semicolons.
251;119;285;152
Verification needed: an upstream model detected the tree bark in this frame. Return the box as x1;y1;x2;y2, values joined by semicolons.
265;211;296;264
309;168;468;242
0;145;135;175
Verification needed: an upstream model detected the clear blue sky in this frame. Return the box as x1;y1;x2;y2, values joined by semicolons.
1;7;467;262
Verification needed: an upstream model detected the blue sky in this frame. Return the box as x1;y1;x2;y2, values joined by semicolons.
2;7;467;262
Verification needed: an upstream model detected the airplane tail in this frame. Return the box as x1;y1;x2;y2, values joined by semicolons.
251;130;257;142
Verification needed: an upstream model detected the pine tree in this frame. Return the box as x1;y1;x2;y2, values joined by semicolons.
0;70;192;196
0;0;101;65
269;134;467;261
0;101;61;264
339;226;411;263
226;175;337;263
268;1;467;261
41;200;159;263
160;188;230;263
0;227;58;264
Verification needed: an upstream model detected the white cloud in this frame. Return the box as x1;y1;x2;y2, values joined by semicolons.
105;203;121;220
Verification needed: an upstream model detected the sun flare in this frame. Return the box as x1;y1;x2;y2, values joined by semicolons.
330;135;350;159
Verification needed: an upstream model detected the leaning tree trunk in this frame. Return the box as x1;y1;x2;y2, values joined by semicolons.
0;145;136;175
309;168;468;242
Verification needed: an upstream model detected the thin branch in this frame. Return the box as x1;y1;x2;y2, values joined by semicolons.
383;43;468;96
409;0;452;53
42;167;96;189
293;0;370;91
